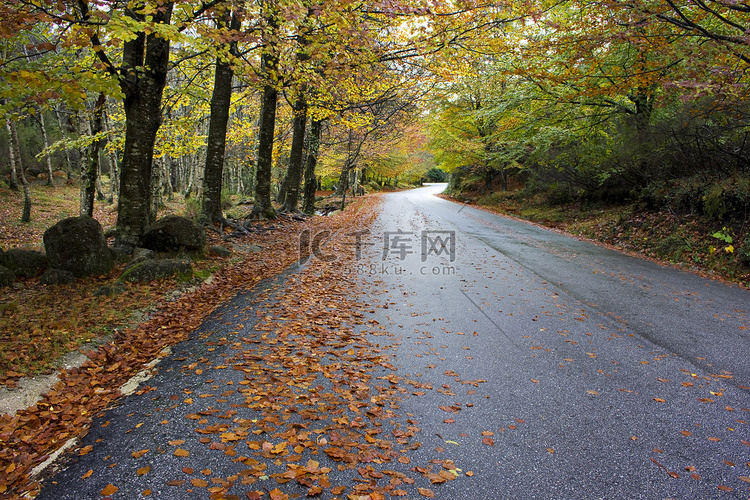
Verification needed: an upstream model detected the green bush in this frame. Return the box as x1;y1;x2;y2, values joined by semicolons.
424;167;449;182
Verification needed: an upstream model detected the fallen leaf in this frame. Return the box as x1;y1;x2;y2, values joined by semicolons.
418;487;435;497
269;488;289;500
131;449;149;459
482;437;494;446
82;470;93;480
137;466;151;476
191;478;208;487
174;448;190;457
100;484;118;496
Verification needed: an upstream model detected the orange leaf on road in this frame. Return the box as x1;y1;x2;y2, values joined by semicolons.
100;484;118;496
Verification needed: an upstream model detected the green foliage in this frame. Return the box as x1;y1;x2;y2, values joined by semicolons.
221;188;233;210
737;236;750;266
711;227;733;245
423;167;448;182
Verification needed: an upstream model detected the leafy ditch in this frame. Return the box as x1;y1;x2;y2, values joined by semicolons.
0;196;461;499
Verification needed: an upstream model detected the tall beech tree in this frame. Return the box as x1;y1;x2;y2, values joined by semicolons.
202;9;241;223
250;0;280;219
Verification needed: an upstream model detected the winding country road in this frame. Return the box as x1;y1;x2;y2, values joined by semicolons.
35;185;750;499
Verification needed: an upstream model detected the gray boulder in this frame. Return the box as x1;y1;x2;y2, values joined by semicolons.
43;216;114;278
0;265;14;286
119;259;192;283
141;215;206;253
40;268;76;285
1;248;48;277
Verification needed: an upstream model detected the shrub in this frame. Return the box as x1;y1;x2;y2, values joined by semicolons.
424;167;449;183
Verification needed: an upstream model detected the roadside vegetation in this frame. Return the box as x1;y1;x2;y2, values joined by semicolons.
444;168;750;285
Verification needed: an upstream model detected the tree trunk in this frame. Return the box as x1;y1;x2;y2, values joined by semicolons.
54;107;73;179
81;93;106;217
7;119;30;221
201;11;239;223
103;107;118;203
281;96;307;213
4;119;20;191
38;111;55;186
115;4;174;249
251;16;279;220
302;119;322;215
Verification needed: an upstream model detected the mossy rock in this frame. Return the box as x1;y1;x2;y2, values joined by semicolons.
0;265;14;287
2;249;48;277
119;259;193;283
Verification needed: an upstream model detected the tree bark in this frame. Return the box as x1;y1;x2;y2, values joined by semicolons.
281;96;307;213
4;118;20;191
201;11;240;223
251;7;279;220
252;81;278;219
7;118;31;221
114;3;174;249
37;111;55;186
81;93;106;217
103;106;118;203
55;106;73;179
302;119;322;215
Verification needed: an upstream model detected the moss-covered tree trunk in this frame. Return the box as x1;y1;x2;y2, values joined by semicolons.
201;11;240;223
302;119;322;215
281;96;307;213
251;6;279;220
6;118;30;221
114;4;174;249
81;92;106;217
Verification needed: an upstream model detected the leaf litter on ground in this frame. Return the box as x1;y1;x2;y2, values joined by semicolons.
0;196;459;499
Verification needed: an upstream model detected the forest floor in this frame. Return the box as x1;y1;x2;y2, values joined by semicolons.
0;180;366;389
445;190;750;288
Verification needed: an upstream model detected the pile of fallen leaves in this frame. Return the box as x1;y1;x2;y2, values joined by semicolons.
0;185;395;497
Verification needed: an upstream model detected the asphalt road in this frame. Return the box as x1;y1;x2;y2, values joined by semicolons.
354;184;750;499
35;184;750;499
